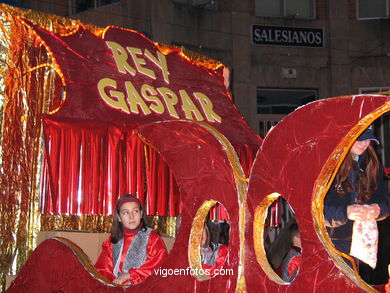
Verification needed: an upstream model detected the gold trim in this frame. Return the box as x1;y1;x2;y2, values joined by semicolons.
52;237;120;287
136;120;248;290
253;193;289;285
313;101;390;293
146;215;177;237
195;120;249;183
188;200;218;281
40;214;178;237
194;121;248;292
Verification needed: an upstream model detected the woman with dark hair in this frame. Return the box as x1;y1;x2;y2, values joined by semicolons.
324;125;389;261
95;194;168;285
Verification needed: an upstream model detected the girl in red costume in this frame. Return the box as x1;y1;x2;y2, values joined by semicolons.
201;223;229;277
95;194;168;285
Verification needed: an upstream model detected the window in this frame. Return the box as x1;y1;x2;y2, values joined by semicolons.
171;0;218;10
357;0;389;19
255;0;315;19
359;87;390;95
257;88;317;137
71;0;120;14
257;88;317;115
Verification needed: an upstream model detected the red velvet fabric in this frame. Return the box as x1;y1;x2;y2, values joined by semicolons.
7;238;124;293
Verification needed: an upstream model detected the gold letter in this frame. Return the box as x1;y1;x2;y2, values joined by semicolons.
193;92;221;123
106;41;136;76
127;47;156;80
144;49;170;84
157;87;179;119
98;78;130;114
125;81;152;115
141;84;165;114
178;89;204;121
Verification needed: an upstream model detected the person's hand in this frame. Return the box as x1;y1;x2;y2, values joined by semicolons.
364;203;380;219
347;204;369;221
113;273;130;285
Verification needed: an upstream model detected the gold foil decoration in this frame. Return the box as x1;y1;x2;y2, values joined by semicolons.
188;199;218;281
0;5;102;290
253;193;289;285
40;214;177;237
157;43;224;72
313;101;390;293
0;6;60;289
40;214;113;233
146;215;177;237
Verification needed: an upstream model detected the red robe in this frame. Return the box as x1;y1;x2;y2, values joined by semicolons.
95;229;168;284
202;244;229;277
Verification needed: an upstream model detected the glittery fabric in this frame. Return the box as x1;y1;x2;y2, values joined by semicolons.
0;5;77;289
113;228;152;277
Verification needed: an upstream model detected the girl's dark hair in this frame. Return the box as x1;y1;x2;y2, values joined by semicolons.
201;223;211;248
111;194;149;244
334;144;379;202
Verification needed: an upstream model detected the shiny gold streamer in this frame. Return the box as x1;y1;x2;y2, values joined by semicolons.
157;43;225;72
0;4;99;290
313;101;390;293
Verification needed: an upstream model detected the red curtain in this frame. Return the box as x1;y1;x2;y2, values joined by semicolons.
40;119;257;218
40;119;180;217
209;202;229;222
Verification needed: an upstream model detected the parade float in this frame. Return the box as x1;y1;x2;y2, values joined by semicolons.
0;4;389;293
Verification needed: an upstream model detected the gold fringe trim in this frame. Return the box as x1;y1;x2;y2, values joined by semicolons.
40;214;177;237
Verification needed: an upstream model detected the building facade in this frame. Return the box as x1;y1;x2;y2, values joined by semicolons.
18;0;390;165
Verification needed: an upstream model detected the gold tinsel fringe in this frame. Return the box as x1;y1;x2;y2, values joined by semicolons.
40;214;178;237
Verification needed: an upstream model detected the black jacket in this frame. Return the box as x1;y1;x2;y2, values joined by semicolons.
324;162;389;242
